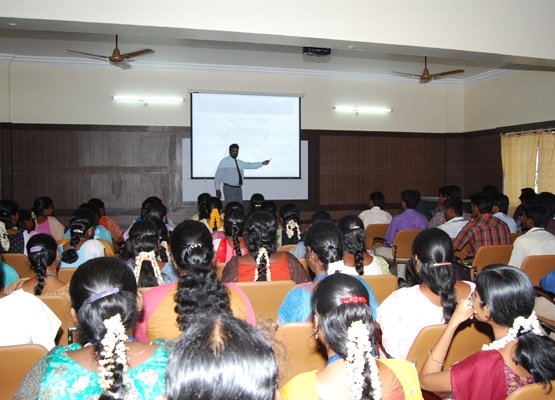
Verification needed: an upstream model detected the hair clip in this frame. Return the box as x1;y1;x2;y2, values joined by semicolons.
432;262;452;267
82;287;120;307
73;229;84;234
342;296;367;304
29;245;43;253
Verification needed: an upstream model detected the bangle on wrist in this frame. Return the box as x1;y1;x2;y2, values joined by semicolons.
428;350;444;367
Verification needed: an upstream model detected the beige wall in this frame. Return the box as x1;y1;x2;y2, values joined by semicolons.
464;71;555;131
0;64;9;122
6;64;465;132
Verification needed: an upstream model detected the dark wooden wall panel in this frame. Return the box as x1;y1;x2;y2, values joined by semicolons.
462;131;502;196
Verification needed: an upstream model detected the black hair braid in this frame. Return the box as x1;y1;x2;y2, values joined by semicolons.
34;266;47;295
515;333;555;392
425;263;457;322
137;259;159;288
97;336;127;399
354;248;365;276
174;263;231;332
61;229;81;264
255;247;268;281
231;223;242;256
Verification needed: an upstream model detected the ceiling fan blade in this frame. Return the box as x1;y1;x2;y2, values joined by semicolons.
392;71;421;79
430;69;465;79
112;60;133;70
120;49;154;59
67;50;109;61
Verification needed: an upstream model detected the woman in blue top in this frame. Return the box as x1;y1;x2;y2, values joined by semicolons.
15;257;170;399
59;208;105;268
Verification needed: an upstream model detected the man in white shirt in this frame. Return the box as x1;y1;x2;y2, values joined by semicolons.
492;193;517;233
509;203;555;268
438;198;468;238
358;191;392;227
214;143;270;203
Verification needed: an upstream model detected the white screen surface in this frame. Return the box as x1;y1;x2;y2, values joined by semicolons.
191;92;300;179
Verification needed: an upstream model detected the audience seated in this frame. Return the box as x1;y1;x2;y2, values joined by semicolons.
4;234;67;296
453;192;511;258
492;193;518;233
16;257;171;399
281;273;423;400
437;197;468;238
135;220;254;343
277;221;378;325
377;229;474;359
191;192;211;221
248;192;265;216
201;196;224;233
428;185;462;229
221;211;308;284
16;209;36;255
126;220;177;286
513;188;537;231
88;198;124;249
31;196;65;241
279;203;303;247
537;192;555;235
358;191;392;227
124;196;174;241
420;265;555;398
337;215;390;276
166;314;278;400
0;199;22;253
212;205;249;265
508;203;555;268
59;208;105;269
289;210;332;260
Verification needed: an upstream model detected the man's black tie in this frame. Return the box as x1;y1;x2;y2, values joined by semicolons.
234;159;243;186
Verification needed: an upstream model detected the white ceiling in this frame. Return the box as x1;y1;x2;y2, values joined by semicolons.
1;23;555;83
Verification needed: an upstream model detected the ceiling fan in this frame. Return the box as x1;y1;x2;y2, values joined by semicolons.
392;56;464;83
67;35;154;69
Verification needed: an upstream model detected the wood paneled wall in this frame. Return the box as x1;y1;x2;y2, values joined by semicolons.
1;123;504;221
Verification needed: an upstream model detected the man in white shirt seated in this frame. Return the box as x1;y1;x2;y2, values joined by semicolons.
508;203;555;268
358;191;392;227
492;193;517;233
437;198;468;238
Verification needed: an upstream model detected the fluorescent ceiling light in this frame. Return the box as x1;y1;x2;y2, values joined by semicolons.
334;105;392;114
112;95;184;104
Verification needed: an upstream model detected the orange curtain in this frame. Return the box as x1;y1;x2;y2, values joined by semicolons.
538;131;555;193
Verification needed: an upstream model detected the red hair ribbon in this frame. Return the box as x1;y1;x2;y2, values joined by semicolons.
341;296;367;304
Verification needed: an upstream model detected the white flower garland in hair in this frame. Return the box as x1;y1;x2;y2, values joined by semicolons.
482;311;544;351
345;320;382;400
253;247;271;281
134;251;164;285
98;314;128;391
159;240;169;258
285;219;301;240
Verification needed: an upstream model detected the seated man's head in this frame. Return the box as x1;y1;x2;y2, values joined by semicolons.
492;194;510;215
401;189;420;210
470;192;493;216
443;198;464;222
369;191;385;208
521;203;551;230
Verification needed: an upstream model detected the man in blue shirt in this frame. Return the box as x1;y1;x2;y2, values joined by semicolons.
214;143;270;203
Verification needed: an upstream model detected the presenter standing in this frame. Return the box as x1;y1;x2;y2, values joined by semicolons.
215;143;270;203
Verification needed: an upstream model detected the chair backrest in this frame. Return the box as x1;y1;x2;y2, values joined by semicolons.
299;258;309;273
39;295;74;345
393;230;421;259
521;255;555;287
406;321;494;374
472;244;514;274
236;280;296;321
58;267;77;284
1;253;33;278
279;244;296;252
506;381;555;399
0;344;48;400
364;224;389;250
510;232;522;244
215;262;226;279
274;322;326;387
360;275;398;305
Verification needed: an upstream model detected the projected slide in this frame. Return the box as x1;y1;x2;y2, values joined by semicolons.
191;92;300;179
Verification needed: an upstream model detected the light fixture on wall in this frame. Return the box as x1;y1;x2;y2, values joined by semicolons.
112;95;184;104
333;105;392;114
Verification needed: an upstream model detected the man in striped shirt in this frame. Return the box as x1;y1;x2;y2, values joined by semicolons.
453;192;511;258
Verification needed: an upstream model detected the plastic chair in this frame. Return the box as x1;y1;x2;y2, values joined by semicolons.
510;232;522;244
215;262;226;279
406;321;494;374
364;224;389;251
373;230;421;265
521;255;555;287
279;244;296;252
39;295;75;345
471;244;513;277
0;344;48;400
275;322;326;387
360;275;398;305
506;381;555;399
236;280;295;321
299;258;309;273
1;253;33;279
58;267;77;284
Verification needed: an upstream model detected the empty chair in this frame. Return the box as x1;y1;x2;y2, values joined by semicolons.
58;267;77;284
373;229;421;265
0;344;48;400
364;224;389;251
472;244;513;276
236;280;295;321
361;274;398;305
1;253;32;279
521;255;555;287
274;322;326;387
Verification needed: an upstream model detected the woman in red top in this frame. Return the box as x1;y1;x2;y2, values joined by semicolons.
213;206;249;265
221;211;308;284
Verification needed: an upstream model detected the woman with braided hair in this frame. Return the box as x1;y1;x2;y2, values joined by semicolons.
336;215;391;276
376;228;474;360
200;196;224;233
134;220;255;343
31;196;65;241
279;203;303;247
281;273;422;400
59;208;105;268
420;265;555;399
212;206;249;265
15;257;170;399
3;234;67;296
221;211;308;284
